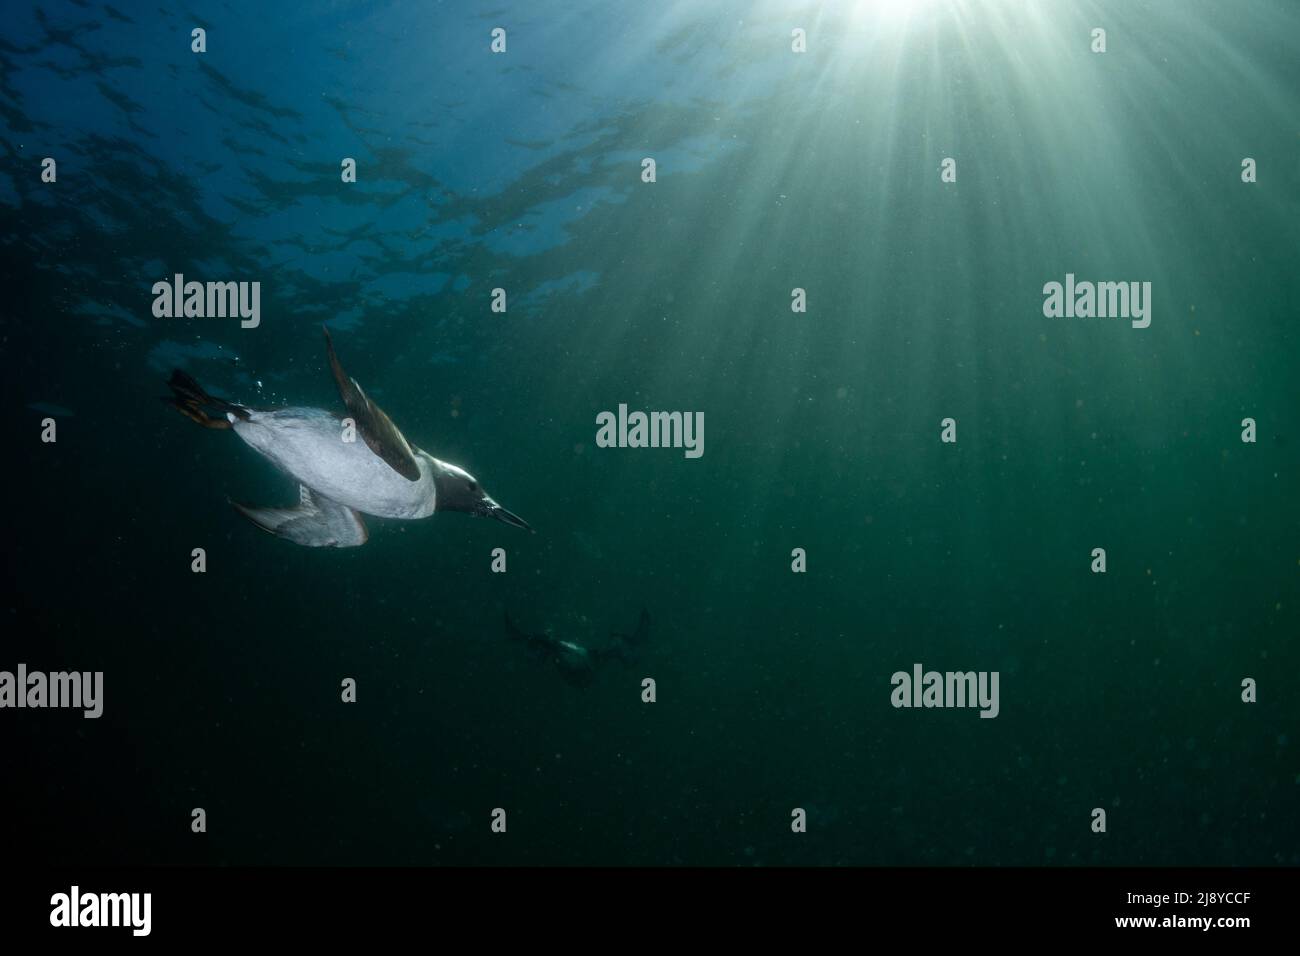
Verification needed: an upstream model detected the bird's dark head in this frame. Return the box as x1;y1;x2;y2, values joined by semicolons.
429;456;533;532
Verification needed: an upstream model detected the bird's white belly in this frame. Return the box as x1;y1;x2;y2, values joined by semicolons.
233;407;436;518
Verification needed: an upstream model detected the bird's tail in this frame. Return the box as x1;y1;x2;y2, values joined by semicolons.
611;608;651;646
631;608;651;644
600;609;650;667
163;369;249;429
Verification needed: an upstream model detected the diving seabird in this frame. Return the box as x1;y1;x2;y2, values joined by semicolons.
165;327;532;547
504;609;651;686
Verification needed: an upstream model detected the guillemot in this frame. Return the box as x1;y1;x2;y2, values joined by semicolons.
504;609;650;686
165;327;532;547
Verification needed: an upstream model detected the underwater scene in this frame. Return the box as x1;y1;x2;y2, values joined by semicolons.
4;0;1299;868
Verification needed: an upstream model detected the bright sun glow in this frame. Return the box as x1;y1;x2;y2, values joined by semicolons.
864;0;937;17
848;0;950;29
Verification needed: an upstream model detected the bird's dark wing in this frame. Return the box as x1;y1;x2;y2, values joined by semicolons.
323;325;421;481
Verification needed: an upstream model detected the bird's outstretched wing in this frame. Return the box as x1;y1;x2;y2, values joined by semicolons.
323;326;422;481
231;485;369;548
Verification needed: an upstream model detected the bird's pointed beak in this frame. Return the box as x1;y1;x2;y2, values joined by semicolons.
489;501;534;533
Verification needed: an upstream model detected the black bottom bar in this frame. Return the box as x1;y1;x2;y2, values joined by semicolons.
5;867;1287;942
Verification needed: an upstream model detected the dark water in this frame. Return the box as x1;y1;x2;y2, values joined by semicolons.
4;1;1298;866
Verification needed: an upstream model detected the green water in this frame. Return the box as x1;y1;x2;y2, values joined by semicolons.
4;0;1298;865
